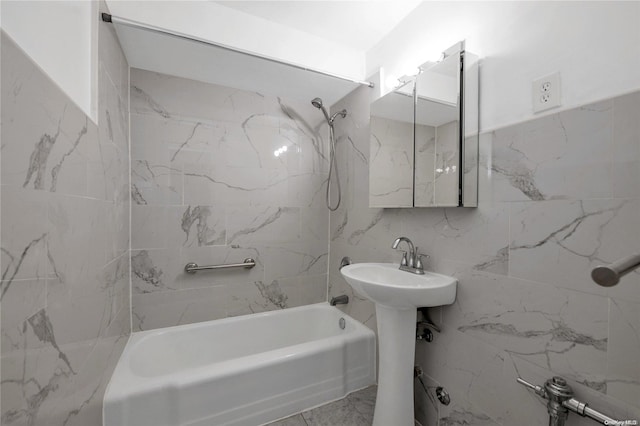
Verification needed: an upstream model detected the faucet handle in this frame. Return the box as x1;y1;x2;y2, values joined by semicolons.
415;253;429;271
400;251;408;266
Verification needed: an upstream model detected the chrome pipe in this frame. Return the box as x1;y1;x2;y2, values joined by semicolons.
563;399;617;425
184;258;255;274
582;406;618;424
591;253;640;287
516;377;546;397
417;320;441;334
339;256;352;270
517;376;630;425
101;13;375;88
417;307;441;333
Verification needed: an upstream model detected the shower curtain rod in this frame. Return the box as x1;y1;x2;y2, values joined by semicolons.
101;13;375;88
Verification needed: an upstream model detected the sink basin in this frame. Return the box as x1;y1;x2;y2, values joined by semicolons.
340;262;456;309
340;262;457;426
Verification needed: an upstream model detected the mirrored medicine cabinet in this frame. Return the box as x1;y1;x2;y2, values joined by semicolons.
369;41;479;208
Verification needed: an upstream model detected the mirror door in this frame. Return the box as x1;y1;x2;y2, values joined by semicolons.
368;41;478;208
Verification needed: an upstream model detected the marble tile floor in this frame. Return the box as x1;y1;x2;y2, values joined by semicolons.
266;385;376;426
265;386;423;426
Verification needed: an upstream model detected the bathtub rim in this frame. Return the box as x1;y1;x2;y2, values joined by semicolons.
130;301;364;346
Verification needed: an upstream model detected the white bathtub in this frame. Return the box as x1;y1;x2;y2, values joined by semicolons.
103;303;376;426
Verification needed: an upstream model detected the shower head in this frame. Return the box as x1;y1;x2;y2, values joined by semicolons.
311;97;323;109
311;97;330;123
311;97;346;125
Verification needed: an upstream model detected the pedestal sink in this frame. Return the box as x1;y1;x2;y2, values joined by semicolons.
340;263;457;426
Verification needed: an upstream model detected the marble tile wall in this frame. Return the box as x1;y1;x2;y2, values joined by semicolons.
129;69;329;331
0;3;131;424
329;86;640;425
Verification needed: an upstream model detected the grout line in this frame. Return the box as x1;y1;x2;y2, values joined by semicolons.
128;63;133;335
0;29;3;417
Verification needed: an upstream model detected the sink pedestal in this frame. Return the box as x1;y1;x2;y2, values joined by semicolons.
339;263;457;426
373;304;417;426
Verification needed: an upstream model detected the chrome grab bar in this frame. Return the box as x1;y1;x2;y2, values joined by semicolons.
184;258;256;274
591;253;640;287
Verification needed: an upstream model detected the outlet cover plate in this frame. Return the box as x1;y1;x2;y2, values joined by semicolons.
532;72;561;113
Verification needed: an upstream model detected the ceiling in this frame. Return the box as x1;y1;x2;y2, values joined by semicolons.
114;21;368;106
111;1;423;106
213;1;423;51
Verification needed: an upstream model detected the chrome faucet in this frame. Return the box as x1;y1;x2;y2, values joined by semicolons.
392;237;415;266
391;237;427;274
330;295;349;306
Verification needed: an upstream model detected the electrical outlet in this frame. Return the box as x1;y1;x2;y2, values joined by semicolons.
532;72;561;113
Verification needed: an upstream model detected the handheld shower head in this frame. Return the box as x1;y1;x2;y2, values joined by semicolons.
310;96;347;211
311;97;330;123
311;97;346;125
